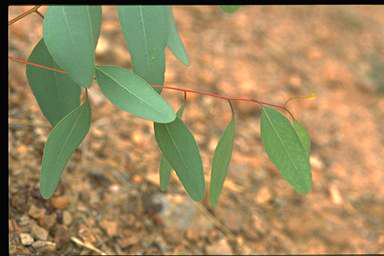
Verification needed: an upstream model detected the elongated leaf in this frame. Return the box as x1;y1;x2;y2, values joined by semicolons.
292;121;311;154
43;6;102;87
95;65;175;123
159;104;185;191
166;7;189;65
210;118;236;207
40;99;91;199
260;107;311;193
26;39;81;126
154;117;205;201
118;6;170;88
220;5;240;13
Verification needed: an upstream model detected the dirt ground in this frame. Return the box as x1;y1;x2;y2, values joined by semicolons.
8;5;384;255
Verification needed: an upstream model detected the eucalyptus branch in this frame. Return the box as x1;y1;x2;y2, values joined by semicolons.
9;5;314;202
9;55;295;119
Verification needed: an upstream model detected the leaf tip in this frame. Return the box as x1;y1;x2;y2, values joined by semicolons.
159;110;177;124
181;54;190;66
189;183;205;202
295;184;312;194
39;185;53;200
209;197;218;208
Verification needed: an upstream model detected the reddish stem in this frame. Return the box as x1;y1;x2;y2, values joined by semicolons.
153;85;295;120
9;55;295;119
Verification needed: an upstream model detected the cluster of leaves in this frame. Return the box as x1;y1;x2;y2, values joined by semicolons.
25;5;311;206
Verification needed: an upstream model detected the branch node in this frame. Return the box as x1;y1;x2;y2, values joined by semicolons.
35;10;44;19
227;99;235;117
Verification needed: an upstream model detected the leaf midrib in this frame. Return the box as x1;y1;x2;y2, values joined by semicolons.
62;7;78;65
52;71;63;123
210;120;234;201
42;102;87;192
138;6;151;71
163;122;197;192
212;121;234;174
263;110;302;176
97;68;169;118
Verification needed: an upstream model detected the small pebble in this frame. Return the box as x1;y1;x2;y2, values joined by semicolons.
310;155;324;170
51;195;70;209
256;186;272;204
28;205;45;219
100;219;118;236
117;234;141;248
206;238;232;254
39;213;56;229
186;226;200;241
20;233;34;245
16;144;28;154
132;130;143;144
288;74;302;88
32;241;56;251
63;211;72;226
31;224;49;241
19;215;30;226
54;225;70;248
132;175;144;184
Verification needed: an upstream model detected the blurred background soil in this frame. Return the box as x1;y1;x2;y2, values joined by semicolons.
8;5;384;255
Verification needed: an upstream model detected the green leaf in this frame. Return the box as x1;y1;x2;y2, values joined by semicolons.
117;6;170;89
26;39;81;126
220;5;241;13
159;104;185;191
166;7;189;65
292;121;311;154
95;65;175;123
209;118;236;207
40;98;91;199
43;6;102;87
159;156;173;192
260;107;311;193
154;116;205;201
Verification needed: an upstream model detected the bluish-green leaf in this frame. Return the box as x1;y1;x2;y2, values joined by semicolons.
166;7;189;66
95;65;175;123
43;6;102;87
117;6;170;89
220;5;241;13
292;121;311;154
40;98;91;199
210;118;236;207
26;39;81;126
260;107;311;193
154;116;205;201
159;104;185;191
